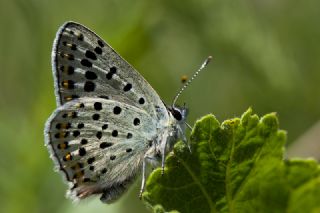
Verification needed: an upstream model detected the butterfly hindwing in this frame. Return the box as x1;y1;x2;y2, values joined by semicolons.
45;97;157;202
52;21;168;121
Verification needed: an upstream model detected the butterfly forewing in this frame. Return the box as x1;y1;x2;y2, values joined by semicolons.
52;21;168;121
46;21;181;203
45;98;157;201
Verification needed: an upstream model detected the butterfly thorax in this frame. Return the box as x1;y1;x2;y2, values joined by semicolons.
159;106;188;153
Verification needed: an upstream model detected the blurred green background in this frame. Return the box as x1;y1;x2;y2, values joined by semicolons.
1;0;320;212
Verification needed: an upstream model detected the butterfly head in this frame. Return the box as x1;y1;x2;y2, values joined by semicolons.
168;105;188;122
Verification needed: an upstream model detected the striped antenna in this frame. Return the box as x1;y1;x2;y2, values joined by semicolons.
172;56;212;107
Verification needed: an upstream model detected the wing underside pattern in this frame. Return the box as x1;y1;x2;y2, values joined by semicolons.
45;98;156;202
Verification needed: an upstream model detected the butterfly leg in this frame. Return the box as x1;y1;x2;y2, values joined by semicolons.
139;154;158;199
160;131;171;175
161;141;167;176
139;157;147;199
185;121;193;130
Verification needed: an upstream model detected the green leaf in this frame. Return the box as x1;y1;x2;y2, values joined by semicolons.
142;108;320;213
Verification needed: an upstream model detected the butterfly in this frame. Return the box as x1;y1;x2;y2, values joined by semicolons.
44;21;211;203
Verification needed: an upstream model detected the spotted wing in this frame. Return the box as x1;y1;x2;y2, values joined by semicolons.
52;21;168;121
44;98;157;202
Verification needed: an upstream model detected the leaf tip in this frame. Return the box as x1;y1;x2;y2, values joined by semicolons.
260;112;280;135
241;107;253;122
191;114;220;141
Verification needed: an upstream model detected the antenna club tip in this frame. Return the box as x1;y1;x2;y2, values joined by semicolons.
173;56;211;106
204;55;213;66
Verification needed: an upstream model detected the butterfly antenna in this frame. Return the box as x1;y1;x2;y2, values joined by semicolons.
172;56;212;107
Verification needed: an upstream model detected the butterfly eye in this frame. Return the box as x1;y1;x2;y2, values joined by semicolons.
171;108;182;121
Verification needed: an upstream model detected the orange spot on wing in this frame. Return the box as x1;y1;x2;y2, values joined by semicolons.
65;153;72;161
60;143;66;149
65;96;72;101
62;80;69;88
